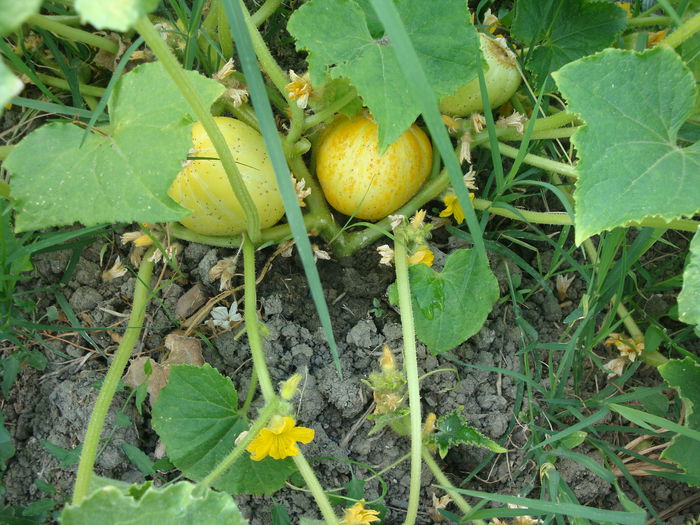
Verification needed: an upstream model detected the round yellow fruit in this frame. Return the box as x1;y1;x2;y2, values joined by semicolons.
314;113;432;221
439;33;521;116
168;117;284;236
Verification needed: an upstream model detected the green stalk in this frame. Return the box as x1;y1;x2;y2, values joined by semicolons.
661;11;700;48
251;0;283;26
481;142;577;179
626;16;672;27
72;251;155;503
34;72;105;97
135;16;261;243
393;238;423;525
233;1;305;145
217;0;234;59
27;14;120;54
422;446;487;525
303;90;359;129
198;398;278;491
242;237;338;524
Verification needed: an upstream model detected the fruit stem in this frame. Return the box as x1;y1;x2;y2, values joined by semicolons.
393;237;423;525
135;15;262;243
303;90;359;129
72;250;155;504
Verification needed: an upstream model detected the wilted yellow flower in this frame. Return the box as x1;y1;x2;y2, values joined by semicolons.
246;415;314;461
604;333;644;361
121;231;152;247
292;174;312;206
376;244;394;266
407;246;434;267
441;114;461;133
341;500;380;525
102;256;127;282
209;255;239;291
617;2;632;17
648;29;668;47
459;132;473;164
410;209;427;229
483;8;500;33
471;112;486;133
496;111;527;134
439;193;475;224
429;492;453;522
286;70;313;109
423;412;437;435
280;374;303;400
380;345;395;370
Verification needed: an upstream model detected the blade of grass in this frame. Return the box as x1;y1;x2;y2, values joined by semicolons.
456;489;646;524
609;403;700;442
221;0;341;376
369;0;488;267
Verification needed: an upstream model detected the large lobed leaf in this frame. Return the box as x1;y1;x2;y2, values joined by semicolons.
61;481;248;524
409;249;499;352
288;0;480;150
553;48;700;245
5;62;224;232
152;364;297;495
679;228;700;332
512;0;627;89
0;59;23;119
659;357;700;485
74;0;159;32
0;0;42;37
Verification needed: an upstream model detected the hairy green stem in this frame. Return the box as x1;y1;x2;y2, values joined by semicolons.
393;238;422;525
33;72;105;97
198;398;278;491
233;1;305;145
135;15;261;243
626;15;672;27
240;368;259;416
251;0;283;27
243;236;338;524
303;90;359;129
27;14;120;54
72;251;154;503
481;142;578;179
422;446;486;525
661;11;700;48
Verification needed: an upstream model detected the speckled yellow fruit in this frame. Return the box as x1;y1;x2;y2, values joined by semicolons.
439;33;521;116
314;113;432;221
168;117;284;236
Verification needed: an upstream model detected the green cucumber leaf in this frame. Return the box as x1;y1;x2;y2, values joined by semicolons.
679;228;700;332
74;0;159;31
429;410;507;459
0;413;14;470
0;59;23;118
659;357;700;484
552;48;700;245
61;481;248;525
288;0;480;150
410;249;499;352
0;0;42;37
367;407;410;436
5;62;224;232
512;0;626;89
152;364;297;495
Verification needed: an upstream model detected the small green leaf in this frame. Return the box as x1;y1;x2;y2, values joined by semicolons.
74;0;159;31
122;443;155;476
40;440;82;467
430;410;506;459
288;0;480;149
659;357;700;484
0;60;23;118
678;228;700;331
553;48;700;244
5;62;224;232
61;482;248;525
0;0;42;36
367;407;410;436
152;364;297;494
0;413;14;469
558;430;587;450
410;249;499;352
512;0;626;88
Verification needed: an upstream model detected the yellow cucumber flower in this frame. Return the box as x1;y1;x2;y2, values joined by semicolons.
246;415;314;461
407;246;434;267
439;193;474;224
341;500;380;524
